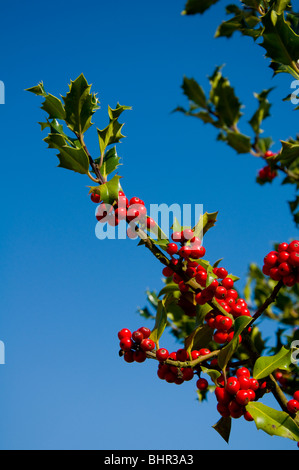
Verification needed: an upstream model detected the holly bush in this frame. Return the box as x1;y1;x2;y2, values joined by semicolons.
27;0;299;447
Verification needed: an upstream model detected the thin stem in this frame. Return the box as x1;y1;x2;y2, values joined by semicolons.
246;279;284;330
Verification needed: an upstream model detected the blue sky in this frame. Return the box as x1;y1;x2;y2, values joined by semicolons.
0;0;298;450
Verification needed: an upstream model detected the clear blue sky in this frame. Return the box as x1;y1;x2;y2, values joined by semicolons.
0;0;298;450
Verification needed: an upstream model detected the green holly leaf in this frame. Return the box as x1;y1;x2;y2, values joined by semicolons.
44;132;89;174
252;346;292;379
185;324;214;356
249;88;274;136
97;104;131;156
212;417;231;444
62;74;99;135
26;82;66;120
261;9;299;79
181;76;207;109
150;298;168;346
95;147;121;179
246;402;299;441
208;66;243;128
225;130;252;154
182;0;220;15
89;174;122;205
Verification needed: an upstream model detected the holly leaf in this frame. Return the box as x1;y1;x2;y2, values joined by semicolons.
62;73;99;135
95;147;121;179
182;0;220;15
150;298;168;346
246;402;299;441
225;130;252;154
261;9;299;79
89;174;122;205
249;88;274;136
185;324;214;356
26;82;66;120
44;132;89;174
208;66;243;128
252;346;293;379
97;104;131;156
212;417;231;444
181;76;207;109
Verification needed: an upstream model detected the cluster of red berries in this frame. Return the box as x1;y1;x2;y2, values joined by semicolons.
118;327;213;388
215;367;260;421
118;326;155;363
262;240;299;286
157;347;211;386
257;150;277;183
91;190;155;237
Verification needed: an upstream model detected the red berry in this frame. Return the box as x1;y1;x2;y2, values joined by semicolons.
238;376;251;390
118;328;132;340
215;387;231;405
287;399;299;414
162;266;174;277
129;197;144;206
119;337;133;351
288;251;299;267
182;367;194;381
264;150;275;158
244;411;254;422
133;350;147;363
278;251;290;263
215;286;227;300
235;390;250;406
191;350;201;360
124;350;135;363
217;402;230;418
228;399;244;419
114;207;127;220
178;281;189;293
278;242;289;252
186;266;197;278
294;391;299;401
278;262;291;276
269;267;282;281
283;274;296;287
117;195;129;208
264;252;278;267
179;245;193;259
132;330;144;343
214;315;233;331
227;289;238;299
225;377;240;395
171;231;182;242
90;192;101;203
167;243;178;256
199;348;211;356
176;348;189;362
181;228;194;241
195;271;208;287
288;240;299;252
247;389;256;401
126;206;140;222
215;267;228;279
213;330;228;344
140;338;155;352
221;277;234;289
156;348;169;361
146;217;156;229
236;367;251;379
191;245;205;259
249;378;259;391
138;327;151;338
196;378;209;390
